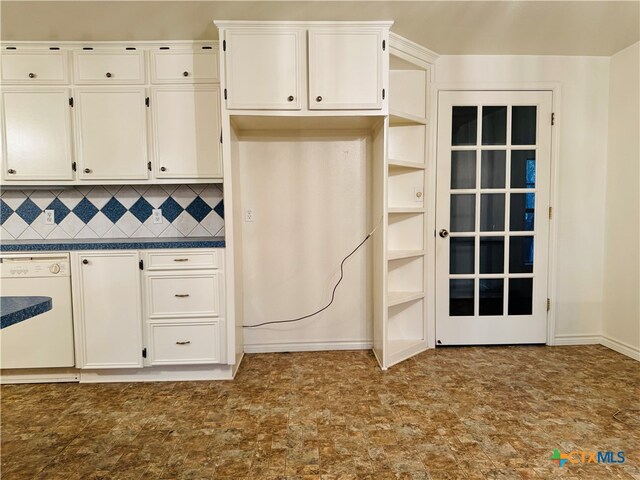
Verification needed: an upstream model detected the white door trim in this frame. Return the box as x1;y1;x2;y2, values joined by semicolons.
428;82;561;347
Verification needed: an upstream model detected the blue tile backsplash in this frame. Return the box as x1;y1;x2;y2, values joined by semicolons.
0;184;224;241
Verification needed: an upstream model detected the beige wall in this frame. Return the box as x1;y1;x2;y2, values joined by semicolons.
434;55;611;341
602;43;640;359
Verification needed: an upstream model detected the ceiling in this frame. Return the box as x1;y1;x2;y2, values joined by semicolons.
1;1;638;56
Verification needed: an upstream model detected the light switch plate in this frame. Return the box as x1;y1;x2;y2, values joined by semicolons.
152;209;163;224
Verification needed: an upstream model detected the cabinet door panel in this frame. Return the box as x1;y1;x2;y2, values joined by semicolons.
308;29;383;110
152;86;221;178
1;88;73;181
75;87;149;180
73;252;143;368
225;30;303;110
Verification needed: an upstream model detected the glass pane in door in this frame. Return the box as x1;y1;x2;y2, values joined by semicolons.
512;106;537;145
450;279;474;316
451;151;476;189
510;193;535;231
481;150;506;188
451;194;476;232
450;237;475;274
480;194;505;231
480;279;504;315
482;106;507;145
511;150;536;188
480;237;504;273
452;107;478;145
508;278;533;315
509;236;534;273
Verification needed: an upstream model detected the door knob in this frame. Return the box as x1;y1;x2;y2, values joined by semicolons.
105;72;112;78
287;95;294;102
82;259;89;265
439;229;449;238
316;96;323;102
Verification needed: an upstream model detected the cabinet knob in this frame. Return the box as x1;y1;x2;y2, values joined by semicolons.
287;95;294;102
28;72;36;79
7;169;16;174
105;72;112;78
84;168;92;174
160;166;167;172
82;259;89;265
316;96;323;102
183;71;189;77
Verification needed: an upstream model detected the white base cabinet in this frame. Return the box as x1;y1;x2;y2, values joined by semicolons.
71;251;144;369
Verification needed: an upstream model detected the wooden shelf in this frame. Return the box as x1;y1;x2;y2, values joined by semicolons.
388;250;425;261
388;207;425;214
388;291;424;307
388;159;425;170
389;110;427;126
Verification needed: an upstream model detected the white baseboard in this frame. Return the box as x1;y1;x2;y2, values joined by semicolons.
244;341;373;354
78;364;235;383
553;334;601;345
1;368;79;384
600;335;640;361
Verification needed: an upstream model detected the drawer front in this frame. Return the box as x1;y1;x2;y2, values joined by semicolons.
1;52;68;83
151;51;219;83
148;274;220;317
73;51;145;84
149;322;220;364
146;250;220;270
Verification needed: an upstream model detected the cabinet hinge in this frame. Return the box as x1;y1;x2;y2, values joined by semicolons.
148;161;152;171
72;162;77;172
223;40;226;52
139;259;144;270
220;130;223;144
142;348;147;358
382;89;385;100
382;39;386;51
548;206;553;220
551;112;555;125
145;97;150;107
546;298;551;312
224;89;227;100
69;97;74;108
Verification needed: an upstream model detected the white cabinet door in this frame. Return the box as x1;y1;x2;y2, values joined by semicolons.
224;29;303;110
308;28;384;110
74;87;149;180
1;87;74;181
72;252;143;368
151;85;222;178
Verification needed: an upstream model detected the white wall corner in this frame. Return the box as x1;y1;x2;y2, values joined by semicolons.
600;335;640;361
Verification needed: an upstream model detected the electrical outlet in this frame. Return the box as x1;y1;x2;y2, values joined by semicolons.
414;187;423;202
244;208;254;222
152;209;163;224
44;210;55;225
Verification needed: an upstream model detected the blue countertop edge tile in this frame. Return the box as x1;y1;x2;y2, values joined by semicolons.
0;237;225;252
1;296;53;329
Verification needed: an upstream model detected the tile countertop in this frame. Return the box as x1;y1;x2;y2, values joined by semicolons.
0;237;225;252
1;296;53;329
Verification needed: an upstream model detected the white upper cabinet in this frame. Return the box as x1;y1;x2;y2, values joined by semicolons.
73;49;145;84
151;85;222;178
308;28;385;110
1;87;74;181
222;28;304;110
74;87;149;180
1;50;68;84
150;47;219;83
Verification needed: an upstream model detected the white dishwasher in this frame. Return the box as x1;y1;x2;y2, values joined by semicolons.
0;254;75;369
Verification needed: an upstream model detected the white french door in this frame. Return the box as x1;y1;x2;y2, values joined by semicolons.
435;90;552;345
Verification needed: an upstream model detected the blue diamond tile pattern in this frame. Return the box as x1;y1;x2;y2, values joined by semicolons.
15;198;42;225
0;200;14;225
129;197;154;223
2;185;225;240
45;198;71;224
213;199;224;220
101;198;127;224
73;197;99;224
160;197;184;223
185;196;213;223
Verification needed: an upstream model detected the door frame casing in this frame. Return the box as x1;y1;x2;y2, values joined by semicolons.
428;82;561;347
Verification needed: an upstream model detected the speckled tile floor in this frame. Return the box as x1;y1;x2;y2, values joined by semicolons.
1;345;639;480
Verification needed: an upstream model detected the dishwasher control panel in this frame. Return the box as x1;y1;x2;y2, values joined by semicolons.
0;255;70;278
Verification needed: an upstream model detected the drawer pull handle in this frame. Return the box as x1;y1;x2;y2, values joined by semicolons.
176;341;191;345
174;294;190;297
28;72;36;79
173;258;189;262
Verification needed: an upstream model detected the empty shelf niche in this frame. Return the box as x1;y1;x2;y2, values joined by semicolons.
387;298;425;355
388;125;426;167
388;255;424;307
388;212;424;251
389;69;427;124
388;167;425;210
